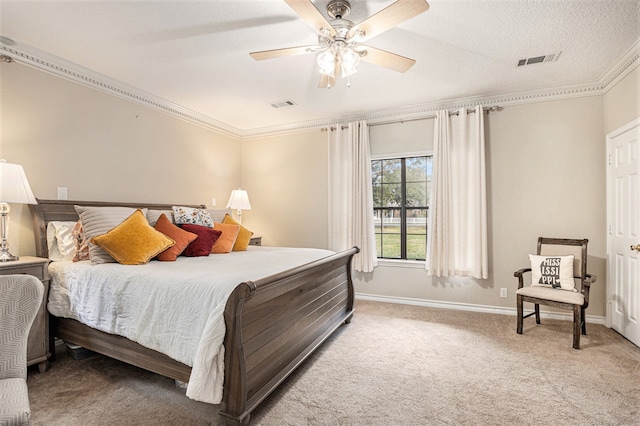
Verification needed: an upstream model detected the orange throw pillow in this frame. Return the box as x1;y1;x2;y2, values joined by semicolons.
154;213;198;261
211;222;240;254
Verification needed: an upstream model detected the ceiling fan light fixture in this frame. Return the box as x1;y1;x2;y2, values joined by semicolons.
317;49;336;77
252;0;430;88
341;47;360;77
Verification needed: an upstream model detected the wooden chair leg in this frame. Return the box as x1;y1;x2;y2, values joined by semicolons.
581;306;587;335
534;304;540;324
516;295;523;334
573;304;581;349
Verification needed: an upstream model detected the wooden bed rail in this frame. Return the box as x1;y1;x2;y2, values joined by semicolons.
221;246;359;425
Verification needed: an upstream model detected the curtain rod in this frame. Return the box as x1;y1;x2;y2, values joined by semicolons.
324;106;502;131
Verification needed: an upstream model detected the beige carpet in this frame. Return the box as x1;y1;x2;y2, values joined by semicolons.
27;300;640;425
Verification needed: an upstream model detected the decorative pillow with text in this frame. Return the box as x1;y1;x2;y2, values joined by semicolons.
529;254;576;291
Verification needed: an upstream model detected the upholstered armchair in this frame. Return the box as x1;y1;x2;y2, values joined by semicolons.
0;275;44;425
514;237;596;349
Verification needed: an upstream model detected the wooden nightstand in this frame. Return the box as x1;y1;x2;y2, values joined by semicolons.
249;236;262;246
0;256;51;372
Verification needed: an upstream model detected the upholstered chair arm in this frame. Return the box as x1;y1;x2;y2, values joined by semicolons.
514;268;531;289
581;273;596;309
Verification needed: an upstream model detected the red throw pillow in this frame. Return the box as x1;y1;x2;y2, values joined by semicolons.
154;214;198;261
180;224;221;257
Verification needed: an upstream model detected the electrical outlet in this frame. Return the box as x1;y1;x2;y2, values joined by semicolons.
500;288;507;298
211;198;217;207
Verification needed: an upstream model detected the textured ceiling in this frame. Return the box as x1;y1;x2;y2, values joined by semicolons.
1;0;639;134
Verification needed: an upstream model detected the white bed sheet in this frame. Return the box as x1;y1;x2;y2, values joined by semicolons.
47;246;334;404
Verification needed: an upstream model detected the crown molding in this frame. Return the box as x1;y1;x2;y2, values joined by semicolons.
598;37;640;90
0;39;242;140
241;80;604;139
2;36;638;141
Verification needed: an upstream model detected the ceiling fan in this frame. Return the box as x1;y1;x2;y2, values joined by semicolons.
250;0;430;88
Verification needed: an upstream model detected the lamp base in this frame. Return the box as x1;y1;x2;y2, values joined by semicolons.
0;205;18;261
0;249;18;262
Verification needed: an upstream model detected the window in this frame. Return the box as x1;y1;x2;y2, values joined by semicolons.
372;156;432;260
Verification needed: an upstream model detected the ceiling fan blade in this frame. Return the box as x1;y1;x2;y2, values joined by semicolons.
284;0;336;37
349;0;429;42
359;46;416;73
250;45;317;61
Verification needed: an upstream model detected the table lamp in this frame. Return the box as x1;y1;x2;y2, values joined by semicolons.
0;160;37;261
225;188;251;224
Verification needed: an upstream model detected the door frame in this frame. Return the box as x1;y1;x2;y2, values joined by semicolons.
606;117;640;329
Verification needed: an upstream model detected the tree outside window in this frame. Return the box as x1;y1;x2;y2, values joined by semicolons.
372;156;432;260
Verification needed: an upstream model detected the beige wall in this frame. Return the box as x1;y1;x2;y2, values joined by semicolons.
241;96;609;317
603;65;640;134
240;130;328;249
0;62;241;255
365;97;606;317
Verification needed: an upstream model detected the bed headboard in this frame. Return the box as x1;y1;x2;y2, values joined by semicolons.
29;199;206;259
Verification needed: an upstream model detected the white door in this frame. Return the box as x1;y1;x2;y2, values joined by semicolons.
607;118;640;347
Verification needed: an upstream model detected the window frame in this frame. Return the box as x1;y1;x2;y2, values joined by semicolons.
371;151;433;262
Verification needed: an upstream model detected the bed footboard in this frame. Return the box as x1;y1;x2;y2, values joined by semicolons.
220;246;359;425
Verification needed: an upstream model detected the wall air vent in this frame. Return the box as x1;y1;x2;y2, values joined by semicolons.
270;100;297;108
516;52;561;67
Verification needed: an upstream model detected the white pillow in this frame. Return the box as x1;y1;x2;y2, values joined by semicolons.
46;221;77;261
529;254;576;291
75;206;147;264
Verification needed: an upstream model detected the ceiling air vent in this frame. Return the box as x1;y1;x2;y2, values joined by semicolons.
516;52;561;67
270;100;297;108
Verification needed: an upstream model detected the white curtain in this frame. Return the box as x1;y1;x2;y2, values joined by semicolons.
328;120;378;273
426;106;488;279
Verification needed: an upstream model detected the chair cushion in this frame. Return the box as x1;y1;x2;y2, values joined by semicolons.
516;286;585;305
0;378;31;425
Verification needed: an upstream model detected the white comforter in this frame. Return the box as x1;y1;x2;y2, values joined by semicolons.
47;246;333;404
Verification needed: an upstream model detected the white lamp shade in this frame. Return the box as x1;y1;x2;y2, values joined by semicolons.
0;161;37;204
226;189;251;210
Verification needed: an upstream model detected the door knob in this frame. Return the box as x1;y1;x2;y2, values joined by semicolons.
631;244;640;252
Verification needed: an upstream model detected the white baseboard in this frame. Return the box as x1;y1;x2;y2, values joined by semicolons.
354;293;607;325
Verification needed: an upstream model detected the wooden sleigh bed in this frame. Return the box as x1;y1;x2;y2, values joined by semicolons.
30;199;359;425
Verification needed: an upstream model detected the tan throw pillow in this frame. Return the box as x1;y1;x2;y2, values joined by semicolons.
222;214;254;251
211;222;240;254
91;209;175;265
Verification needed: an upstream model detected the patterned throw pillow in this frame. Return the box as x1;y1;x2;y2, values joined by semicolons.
72;221;90;262
529;254;576;291
172;206;213;228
